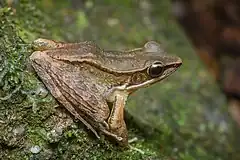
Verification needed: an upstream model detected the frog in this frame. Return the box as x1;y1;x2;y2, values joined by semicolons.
29;38;182;147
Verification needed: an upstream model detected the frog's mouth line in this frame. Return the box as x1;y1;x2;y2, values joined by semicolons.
126;63;181;92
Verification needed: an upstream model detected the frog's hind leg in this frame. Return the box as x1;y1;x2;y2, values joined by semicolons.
48;79;101;139
57;95;101;139
30;54;100;139
51;85;101;139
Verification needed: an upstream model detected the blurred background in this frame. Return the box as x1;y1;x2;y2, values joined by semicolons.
172;0;240;127
1;0;240;159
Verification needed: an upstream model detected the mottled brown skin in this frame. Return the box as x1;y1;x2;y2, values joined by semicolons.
30;38;182;146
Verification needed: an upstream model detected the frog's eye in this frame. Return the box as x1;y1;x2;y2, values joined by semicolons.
147;61;164;78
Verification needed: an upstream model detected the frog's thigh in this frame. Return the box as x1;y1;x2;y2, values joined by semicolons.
58;95;101;139
30;55;100;138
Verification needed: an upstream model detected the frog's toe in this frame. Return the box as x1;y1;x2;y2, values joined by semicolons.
128;137;138;143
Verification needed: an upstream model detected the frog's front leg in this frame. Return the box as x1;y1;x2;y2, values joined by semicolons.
105;85;129;146
108;93;128;146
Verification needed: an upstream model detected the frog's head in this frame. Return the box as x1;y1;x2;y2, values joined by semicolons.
143;41;182;79
125;41;182;92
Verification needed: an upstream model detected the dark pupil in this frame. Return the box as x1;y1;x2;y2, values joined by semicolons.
149;65;163;78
